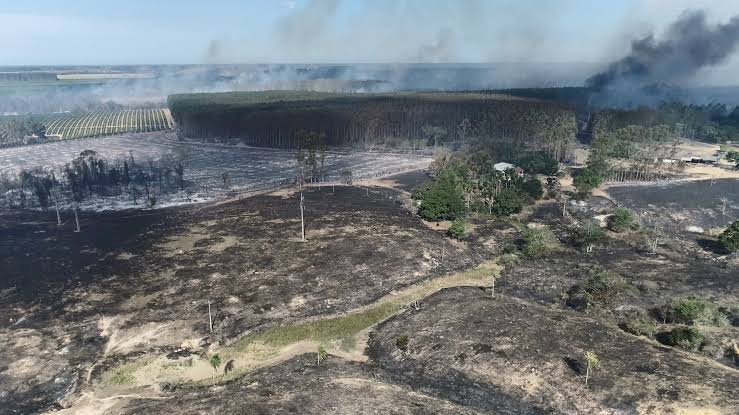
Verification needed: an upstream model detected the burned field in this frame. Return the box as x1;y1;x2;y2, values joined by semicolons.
606;179;739;231
0;174;483;414
1;169;738;414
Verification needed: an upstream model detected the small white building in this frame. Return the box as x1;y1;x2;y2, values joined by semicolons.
493;162;515;172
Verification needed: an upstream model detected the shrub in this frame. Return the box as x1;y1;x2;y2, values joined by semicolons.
567;271;627;312
668;297;728;326
415;171;465;221
619;309;656;338
521;178;544;200
666;326;704;351
522;226;561;257
395;335;409;352
719;220;739;252
608;208;638;232
492;189;524;216
497;253;520;266
447;217;466;240
571;220;607;248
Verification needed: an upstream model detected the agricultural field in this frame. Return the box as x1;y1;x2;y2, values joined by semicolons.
42;109;174;140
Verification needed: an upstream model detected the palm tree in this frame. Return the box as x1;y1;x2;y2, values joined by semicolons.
583;351;600;387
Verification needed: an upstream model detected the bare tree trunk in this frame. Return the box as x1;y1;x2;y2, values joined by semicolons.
54;195;61;226
208;301;213;332
74;206;80;233
300;192;305;241
585;365;590;386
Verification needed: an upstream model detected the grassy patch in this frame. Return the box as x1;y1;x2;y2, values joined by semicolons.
100;357;155;386
230;262;498;354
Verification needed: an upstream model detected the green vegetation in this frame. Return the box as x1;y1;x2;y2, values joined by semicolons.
522;226;562;258
667;297;728;326
619;309;657;338
567;270;628;312
209;354;221;380
583;351;600;387
447;217;466;240
666;326;705;351
414;170;466;221
719;220;739;252
516;153;559;176
226;263;498;357
571;220;607;250
608;208;639;232
395;335;410;352
520;177;544;200
492;189;524;216
316;345;328;365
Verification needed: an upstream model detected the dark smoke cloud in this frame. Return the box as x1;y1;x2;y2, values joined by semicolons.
587;10;739;90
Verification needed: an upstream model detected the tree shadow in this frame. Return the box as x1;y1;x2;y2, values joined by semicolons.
696;238;729;255
563;355;583;376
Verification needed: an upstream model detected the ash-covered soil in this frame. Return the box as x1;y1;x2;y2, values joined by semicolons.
111;287;739;415
0;174;484;414
607;179;739;230
110;354;482;415
368;287;739;414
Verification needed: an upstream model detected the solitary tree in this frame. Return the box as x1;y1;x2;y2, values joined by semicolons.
719;220;739;252
209;354;221;381
317;346;328;366
583;351;600;387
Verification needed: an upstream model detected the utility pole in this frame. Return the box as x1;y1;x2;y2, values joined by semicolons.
300;192;305;242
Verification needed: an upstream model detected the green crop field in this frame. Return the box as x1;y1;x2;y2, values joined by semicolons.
42;109;174;140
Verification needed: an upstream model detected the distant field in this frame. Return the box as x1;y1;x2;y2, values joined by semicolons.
42;109;174;140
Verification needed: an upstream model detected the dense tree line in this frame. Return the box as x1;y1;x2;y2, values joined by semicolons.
168;91;576;160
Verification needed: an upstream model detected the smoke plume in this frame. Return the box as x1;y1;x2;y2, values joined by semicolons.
587;10;739;90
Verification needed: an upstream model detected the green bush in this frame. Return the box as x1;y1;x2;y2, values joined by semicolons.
668;297;728;326
567;271;627;312
395;335;409;352
415;171;465;221
521;178;544;200
522;226;561;258
447;217;466;240
666;326;705;351
497;253;520;266
571;220;607;248
492;189;524;216
619;309;656;338
608;208;638;232
719;220;739;252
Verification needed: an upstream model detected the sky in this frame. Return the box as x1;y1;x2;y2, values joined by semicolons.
2;0;739;67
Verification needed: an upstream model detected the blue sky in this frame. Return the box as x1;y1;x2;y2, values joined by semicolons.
1;0;738;65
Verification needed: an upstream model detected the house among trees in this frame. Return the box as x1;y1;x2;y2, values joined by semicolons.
493;162;525;177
